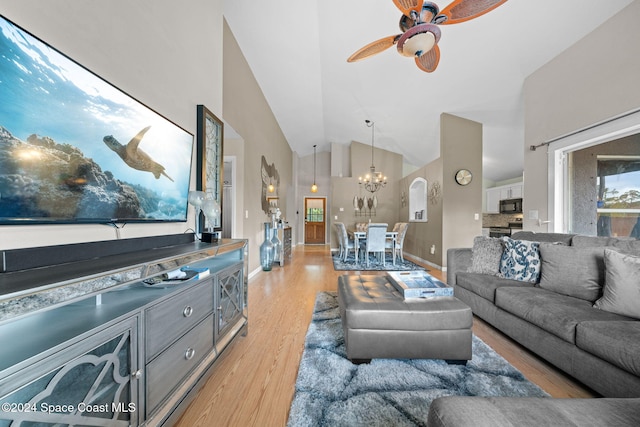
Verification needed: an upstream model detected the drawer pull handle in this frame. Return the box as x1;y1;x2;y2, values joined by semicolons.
185;348;196;360
183;306;193;317
131;370;142;380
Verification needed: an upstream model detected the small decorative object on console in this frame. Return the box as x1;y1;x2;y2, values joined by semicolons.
387;271;453;298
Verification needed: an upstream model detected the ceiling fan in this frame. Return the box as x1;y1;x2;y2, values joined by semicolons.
347;0;509;72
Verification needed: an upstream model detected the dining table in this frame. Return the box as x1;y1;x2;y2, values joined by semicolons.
348;229;398;265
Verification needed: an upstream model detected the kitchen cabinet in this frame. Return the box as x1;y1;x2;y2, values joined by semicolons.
500;183;523;200
485;183;523;213
486;187;502;213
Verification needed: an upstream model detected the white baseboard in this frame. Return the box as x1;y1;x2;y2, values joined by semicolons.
404;252;445;271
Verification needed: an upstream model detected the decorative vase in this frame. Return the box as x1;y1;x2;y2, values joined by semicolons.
271;224;281;266
260;222;275;271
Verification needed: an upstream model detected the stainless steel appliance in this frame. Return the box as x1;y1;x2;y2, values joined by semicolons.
499;198;523;214
489;227;511;238
489;220;522;238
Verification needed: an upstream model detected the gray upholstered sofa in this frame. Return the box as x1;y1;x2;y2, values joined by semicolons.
427;396;640;426
446;232;640;398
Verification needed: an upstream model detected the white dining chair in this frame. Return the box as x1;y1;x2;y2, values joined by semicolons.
363;223;388;267
393;222;409;262
335;222;356;262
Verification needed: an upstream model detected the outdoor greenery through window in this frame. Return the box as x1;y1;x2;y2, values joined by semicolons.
306;208;324;223
597;155;640;238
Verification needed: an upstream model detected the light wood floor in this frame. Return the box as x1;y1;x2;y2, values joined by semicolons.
175;245;596;427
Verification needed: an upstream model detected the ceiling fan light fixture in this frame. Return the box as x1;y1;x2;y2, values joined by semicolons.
397;23;441;57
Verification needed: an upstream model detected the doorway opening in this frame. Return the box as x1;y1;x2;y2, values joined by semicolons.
222;157;235;238
304;197;326;244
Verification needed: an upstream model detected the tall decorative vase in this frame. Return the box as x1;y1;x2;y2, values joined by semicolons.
260;222;275;271
271;223;281;266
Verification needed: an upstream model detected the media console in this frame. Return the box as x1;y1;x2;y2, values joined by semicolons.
0;234;248;426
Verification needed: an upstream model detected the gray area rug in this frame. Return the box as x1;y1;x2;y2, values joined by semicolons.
287;292;548;427
332;252;425;271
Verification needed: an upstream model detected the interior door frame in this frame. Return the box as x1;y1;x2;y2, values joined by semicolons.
304;196;327;244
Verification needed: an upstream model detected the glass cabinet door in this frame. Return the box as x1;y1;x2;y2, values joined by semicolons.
0;317;138;427
216;264;244;340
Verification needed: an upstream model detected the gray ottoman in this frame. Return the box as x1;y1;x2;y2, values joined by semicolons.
338;274;472;363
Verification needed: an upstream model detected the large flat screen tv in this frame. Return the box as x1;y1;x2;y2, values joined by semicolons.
0;15;194;225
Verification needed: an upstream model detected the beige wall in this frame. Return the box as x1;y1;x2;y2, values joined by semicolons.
0;0;224;249
329;142;403;248
401;114;483;268
222;21;293;272
401;158;444;266
297;150;331;245
523;1;640;231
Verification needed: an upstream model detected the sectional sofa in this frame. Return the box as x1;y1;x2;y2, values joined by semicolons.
446;231;640;398
432;232;640;425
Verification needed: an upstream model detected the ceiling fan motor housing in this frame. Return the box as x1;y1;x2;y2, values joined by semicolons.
397;23;441;57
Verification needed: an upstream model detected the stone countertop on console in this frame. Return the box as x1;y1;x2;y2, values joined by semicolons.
0;239;246;325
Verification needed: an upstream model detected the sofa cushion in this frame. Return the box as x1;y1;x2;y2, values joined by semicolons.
572;235;640;254
495;287;627;343
510;231;574;245
499;238;541;283
427;396;640;427
576;321;640;377
456;272;534;303
469;236;503;275
594;249;640;319
538;244;604;302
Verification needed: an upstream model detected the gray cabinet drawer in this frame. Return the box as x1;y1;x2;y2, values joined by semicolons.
146;314;214;414
145;281;213;361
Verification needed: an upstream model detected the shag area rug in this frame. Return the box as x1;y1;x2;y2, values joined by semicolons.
332;252;425;271
287;292;548;427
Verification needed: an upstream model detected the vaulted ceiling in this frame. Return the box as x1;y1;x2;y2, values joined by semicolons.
224;0;634;181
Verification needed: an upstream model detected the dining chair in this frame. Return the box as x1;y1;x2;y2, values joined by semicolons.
363;223;388;267
393;222;409;262
334;223;344;259
335;222;356;262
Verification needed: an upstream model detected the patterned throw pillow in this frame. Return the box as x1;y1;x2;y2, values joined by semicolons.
499;237;541;283
469;236;503;275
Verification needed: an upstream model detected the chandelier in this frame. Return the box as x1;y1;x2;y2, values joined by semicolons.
359;120;387;193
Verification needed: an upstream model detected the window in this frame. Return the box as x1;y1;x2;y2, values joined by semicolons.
596;156;640;237
306;208;323;223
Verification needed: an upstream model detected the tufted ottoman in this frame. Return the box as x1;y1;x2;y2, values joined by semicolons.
338;274;472;363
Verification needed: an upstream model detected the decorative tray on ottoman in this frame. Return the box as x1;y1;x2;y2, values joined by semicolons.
386;271;453;299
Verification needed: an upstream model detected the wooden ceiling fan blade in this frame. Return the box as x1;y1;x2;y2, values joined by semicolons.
347;35;400;62
393;0;422;17
436;0;508;25
415;44;440;72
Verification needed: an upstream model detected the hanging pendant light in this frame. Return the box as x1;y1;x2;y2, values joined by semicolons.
311;144;318;193
358;120;387;193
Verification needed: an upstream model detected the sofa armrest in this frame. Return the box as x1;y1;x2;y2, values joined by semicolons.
446;248;472;286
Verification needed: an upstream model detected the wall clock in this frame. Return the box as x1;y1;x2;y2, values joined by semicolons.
455;169;472;186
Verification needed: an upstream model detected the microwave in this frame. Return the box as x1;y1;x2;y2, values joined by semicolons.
500;198;523;214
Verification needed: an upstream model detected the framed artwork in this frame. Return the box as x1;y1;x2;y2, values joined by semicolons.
196;105;224;232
